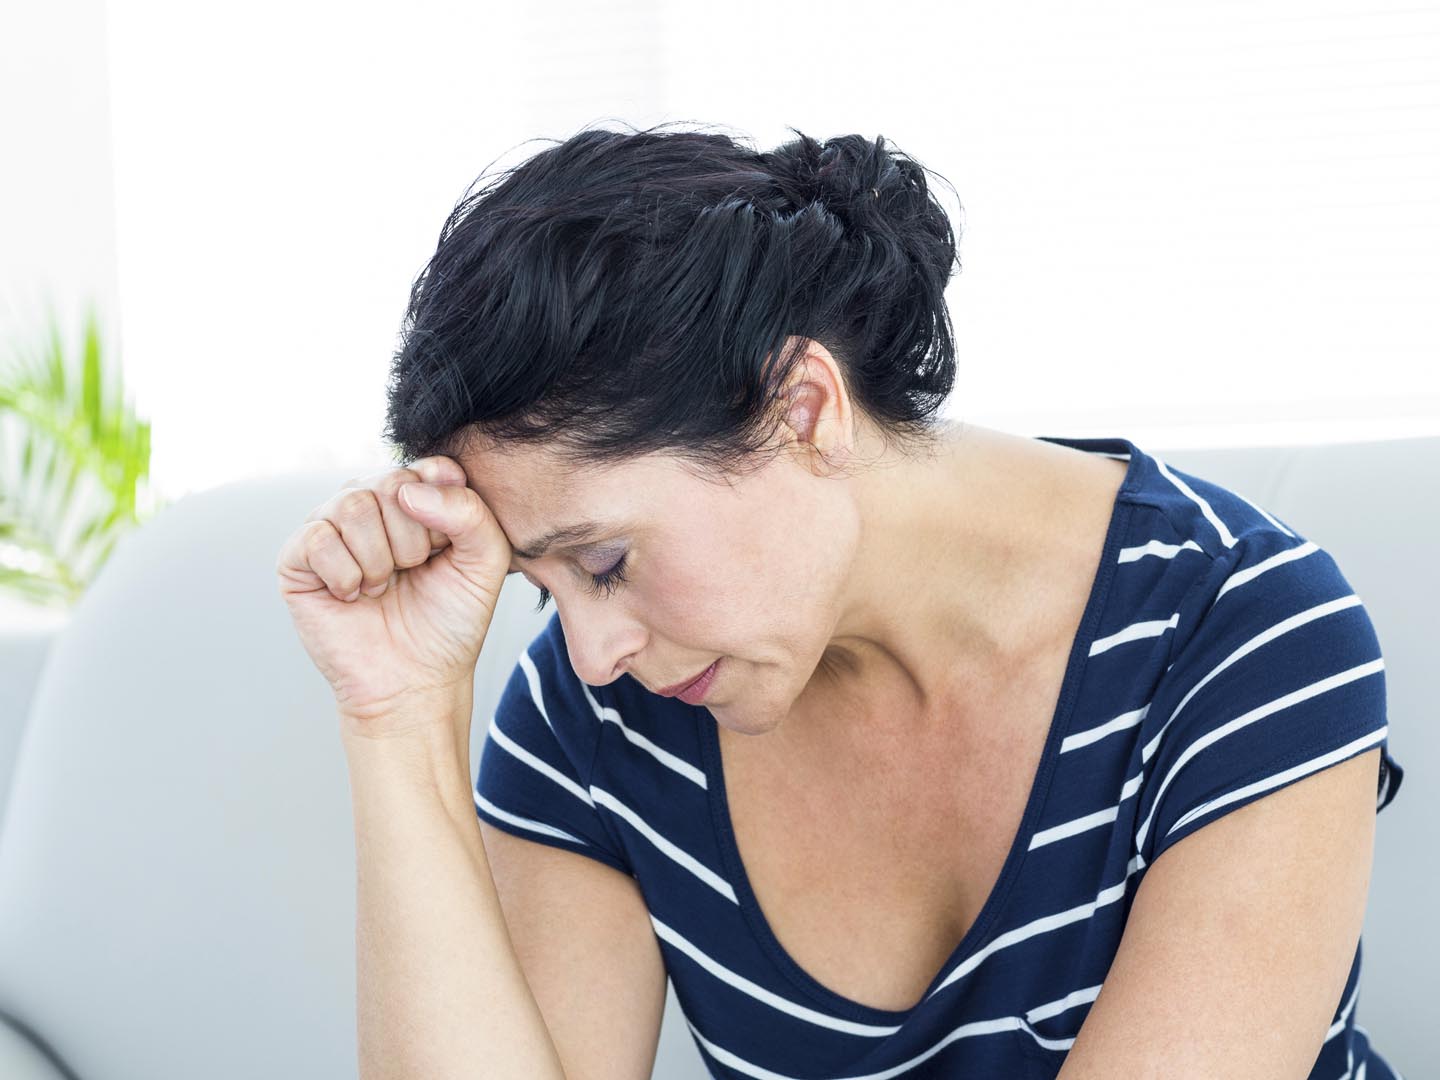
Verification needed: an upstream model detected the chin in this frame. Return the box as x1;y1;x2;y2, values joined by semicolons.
710;694;791;737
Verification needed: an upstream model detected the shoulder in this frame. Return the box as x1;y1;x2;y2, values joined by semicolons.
1145;463;1381;741
1117;446;1369;655
1131;522;1387;865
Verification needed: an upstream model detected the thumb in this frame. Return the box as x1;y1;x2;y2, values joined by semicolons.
400;481;511;585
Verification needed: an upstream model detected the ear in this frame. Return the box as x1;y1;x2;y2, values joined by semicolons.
778;338;854;469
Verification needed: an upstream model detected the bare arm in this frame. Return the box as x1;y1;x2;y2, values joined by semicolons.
342;691;567;1080
477;822;668;1079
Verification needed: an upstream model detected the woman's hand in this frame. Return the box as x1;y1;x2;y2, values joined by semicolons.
275;454;514;737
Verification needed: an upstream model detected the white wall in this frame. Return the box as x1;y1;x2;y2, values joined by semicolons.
0;0;121;367
88;0;1440;504
0;0;122;630
656;0;1440;450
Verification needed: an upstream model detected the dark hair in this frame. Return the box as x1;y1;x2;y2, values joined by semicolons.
383;120;963;481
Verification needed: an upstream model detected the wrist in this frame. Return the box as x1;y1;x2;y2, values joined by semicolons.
341;713;478;821
338;686;474;737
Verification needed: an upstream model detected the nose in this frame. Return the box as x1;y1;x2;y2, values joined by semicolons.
558;607;642;688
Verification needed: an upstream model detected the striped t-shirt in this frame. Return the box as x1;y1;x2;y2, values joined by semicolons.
473;434;1406;1080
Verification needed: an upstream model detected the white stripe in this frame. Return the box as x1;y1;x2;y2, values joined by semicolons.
1025;983;1103;1026
928;856;1147;1000
669;862;1148;1076
591;786;737;902
911;984;1105;1078
1090;547;1327;757
1133;595;1371;851
649;916;901;1037
1137;654;1383;851
1030;803;1120;850
1167;726;1387;838
1062;702;1149;753
1209;540;1322;611
1089;613;1179;657
684;1009;1029;1080
1031;772;1143;850
516;647;554;734
1152;593;1365;776
1323;945;1362;1046
1151;453;1239;549
581;680;707;788
1117;537;1206;564
1014;1017;1075;1055
486;716;596;809
473;791;590;848
669;945;1140;1073
871;982;1102;1076
681;1021;806;1080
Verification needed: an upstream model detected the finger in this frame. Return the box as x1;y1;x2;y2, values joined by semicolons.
309;487;395;594
346;465;452;554
366;472;444;584
297;519;366;601
396;479;512;587
408;455;470;487
368;457;470;553
404;457;472;549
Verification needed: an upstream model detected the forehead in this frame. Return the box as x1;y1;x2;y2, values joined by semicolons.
452;439;689;518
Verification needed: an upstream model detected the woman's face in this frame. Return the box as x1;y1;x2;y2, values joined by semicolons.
455;435;862;735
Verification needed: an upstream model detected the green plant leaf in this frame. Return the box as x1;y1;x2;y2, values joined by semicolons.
0;302;163;609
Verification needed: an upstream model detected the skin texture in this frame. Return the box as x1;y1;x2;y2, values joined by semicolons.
453;336;1093;751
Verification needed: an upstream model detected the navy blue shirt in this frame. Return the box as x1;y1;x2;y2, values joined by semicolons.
474;435;1405;1079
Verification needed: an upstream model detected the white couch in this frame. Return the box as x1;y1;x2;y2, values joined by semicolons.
0;435;1433;1078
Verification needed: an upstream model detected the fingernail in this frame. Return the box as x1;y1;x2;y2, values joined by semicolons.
343;587;361;602
403;483;439;512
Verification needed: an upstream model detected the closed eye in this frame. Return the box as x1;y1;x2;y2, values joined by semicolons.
532;552;630;612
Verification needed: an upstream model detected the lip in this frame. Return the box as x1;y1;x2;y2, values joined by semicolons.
654;659;719;700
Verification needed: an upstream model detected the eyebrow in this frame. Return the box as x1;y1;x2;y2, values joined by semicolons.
509;520;613;563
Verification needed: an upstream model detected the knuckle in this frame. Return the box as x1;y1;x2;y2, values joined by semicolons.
363;467;404;489
304;519;339;546
363;555;396;583
376;466;421;494
412;454;467;485
394;547;431;570
302;527;344;567
335;487;378;519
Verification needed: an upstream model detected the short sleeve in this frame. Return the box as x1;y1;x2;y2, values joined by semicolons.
473;615;632;877
1134;536;1404;869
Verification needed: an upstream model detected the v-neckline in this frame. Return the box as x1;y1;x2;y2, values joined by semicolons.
690;435;1143;1024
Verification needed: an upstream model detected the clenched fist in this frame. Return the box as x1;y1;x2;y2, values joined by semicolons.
275;455;514;737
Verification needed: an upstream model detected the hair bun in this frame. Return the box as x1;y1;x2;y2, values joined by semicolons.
762;131;930;234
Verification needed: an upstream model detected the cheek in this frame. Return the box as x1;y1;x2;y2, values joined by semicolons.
688;555;819;638
648;556;739;623
639;541;758;635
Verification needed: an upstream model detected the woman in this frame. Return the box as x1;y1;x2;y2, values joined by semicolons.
277;125;1405;1078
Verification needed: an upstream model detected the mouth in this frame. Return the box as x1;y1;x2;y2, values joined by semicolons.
654;659;720;703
